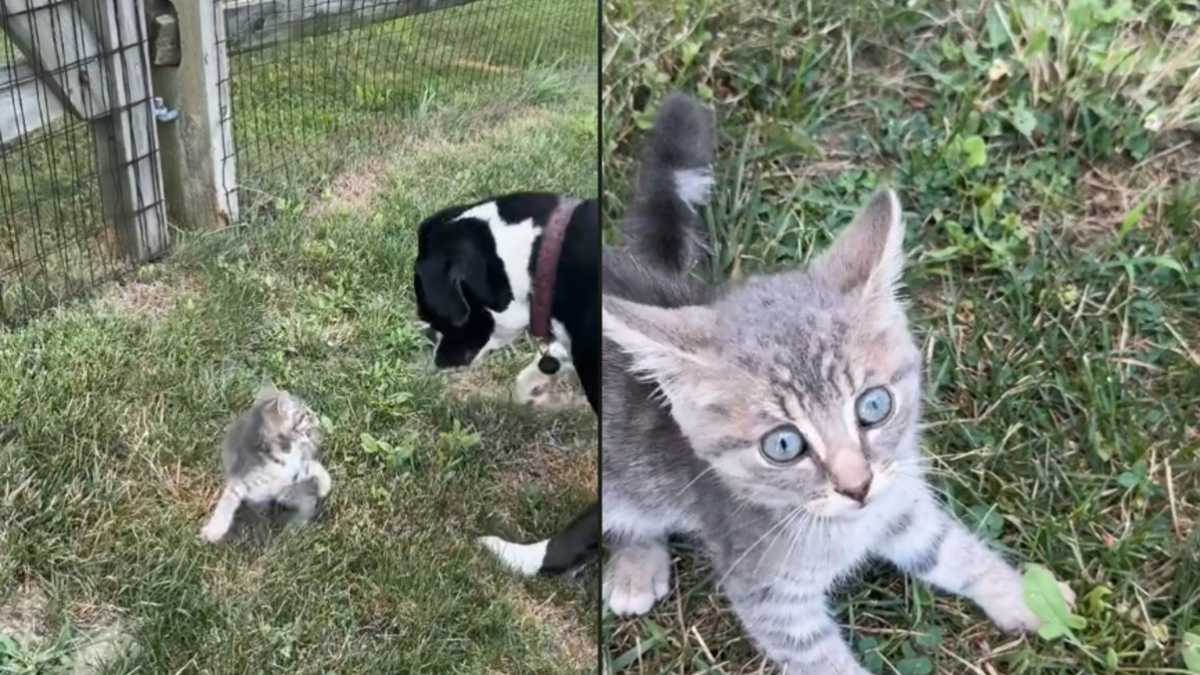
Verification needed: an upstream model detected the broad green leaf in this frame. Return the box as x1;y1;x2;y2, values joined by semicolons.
1145;256;1185;274
1183;633;1200;673
1024;28;1049;56
897;655;934;675
1022;564;1084;641
1065;0;1097;30
962;136;987;169
360;432;384;455
1008;106;1037;139
1097;0;1133;23
1184;629;1200;648
1037;621;1069;641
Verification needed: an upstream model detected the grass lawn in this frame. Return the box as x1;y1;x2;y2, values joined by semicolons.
602;0;1199;673
0;58;598;675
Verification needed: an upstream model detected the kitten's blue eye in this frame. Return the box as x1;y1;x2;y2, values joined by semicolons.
855;387;893;426
759;425;807;464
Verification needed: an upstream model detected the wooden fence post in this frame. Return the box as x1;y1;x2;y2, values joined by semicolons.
75;0;170;262
149;0;239;231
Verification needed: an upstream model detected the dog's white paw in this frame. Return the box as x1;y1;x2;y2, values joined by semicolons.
199;521;227;543
604;544;671;617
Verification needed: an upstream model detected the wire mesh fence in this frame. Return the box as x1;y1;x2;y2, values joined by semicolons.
0;0;597;326
217;0;597;217
0;0;164;326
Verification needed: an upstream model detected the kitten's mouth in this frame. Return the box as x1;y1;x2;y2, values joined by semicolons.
808;493;878;519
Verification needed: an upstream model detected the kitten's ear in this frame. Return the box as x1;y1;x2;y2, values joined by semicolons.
602;296;718;389
253;383;281;405
813;188;905;302
260;394;298;430
260;397;284;428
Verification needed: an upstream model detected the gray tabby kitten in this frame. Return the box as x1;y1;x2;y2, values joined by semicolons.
200;387;332;543
602;94;1071;673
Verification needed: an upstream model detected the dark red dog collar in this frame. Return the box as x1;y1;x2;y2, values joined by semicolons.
530;197;581;343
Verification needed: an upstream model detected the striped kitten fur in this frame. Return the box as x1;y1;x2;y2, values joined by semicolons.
602;94;1072;672
200;387;332;543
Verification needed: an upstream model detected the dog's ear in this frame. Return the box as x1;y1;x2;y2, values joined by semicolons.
454;244;496;310
416;256;471;327
416;246;496;328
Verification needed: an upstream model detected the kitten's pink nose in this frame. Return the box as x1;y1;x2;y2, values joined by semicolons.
835;476;873;504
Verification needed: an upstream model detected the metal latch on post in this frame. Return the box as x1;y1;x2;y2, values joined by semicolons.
152;97;179;123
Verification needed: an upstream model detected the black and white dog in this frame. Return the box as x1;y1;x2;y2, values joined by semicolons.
413;95;712;578
413;191;601;575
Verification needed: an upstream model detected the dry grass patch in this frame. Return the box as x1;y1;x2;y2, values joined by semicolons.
93;273;201;321
1070;146;1200;244
493;434;597;504
446;367;518;402
302;94;569;222
453;58;520;75
510;590;595;668
311;157;391;218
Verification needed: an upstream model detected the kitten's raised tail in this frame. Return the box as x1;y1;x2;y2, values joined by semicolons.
478;501;599;576
623;92;716;275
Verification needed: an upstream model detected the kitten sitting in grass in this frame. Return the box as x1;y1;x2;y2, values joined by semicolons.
200;387;332;543
602;93;1073;674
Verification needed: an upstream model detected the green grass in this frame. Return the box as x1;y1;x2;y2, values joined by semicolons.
0;62;598;674
1;0;595;326
602;0;1199;673
227;0;597;204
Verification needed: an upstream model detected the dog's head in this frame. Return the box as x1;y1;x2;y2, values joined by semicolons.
414;199;537;368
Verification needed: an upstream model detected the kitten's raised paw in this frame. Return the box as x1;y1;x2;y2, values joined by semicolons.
981;573;1077;635
313;465;333;498
603;543;671;617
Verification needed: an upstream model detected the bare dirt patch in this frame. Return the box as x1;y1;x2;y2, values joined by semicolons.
69;621;136;675
445;368;515;402
0;581;136;675
446;365;588;412
301;99;568;223
95;274;200;320
0;580;49;646
311;157;390;218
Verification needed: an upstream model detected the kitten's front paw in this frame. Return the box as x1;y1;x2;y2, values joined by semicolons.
199;521;227;543
314;468;333;499
604;543;671;617
977;571;1076;634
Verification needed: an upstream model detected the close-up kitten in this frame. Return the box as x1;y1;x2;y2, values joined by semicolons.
601;94;1073;674
200;387;332;543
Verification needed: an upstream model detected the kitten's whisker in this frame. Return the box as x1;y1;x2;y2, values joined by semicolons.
779;509;822;578
719;504;806;586
750;507;811;578
676;465;719;498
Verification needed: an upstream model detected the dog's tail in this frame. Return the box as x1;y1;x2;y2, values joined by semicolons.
621;92;716;276
479;501;599;576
